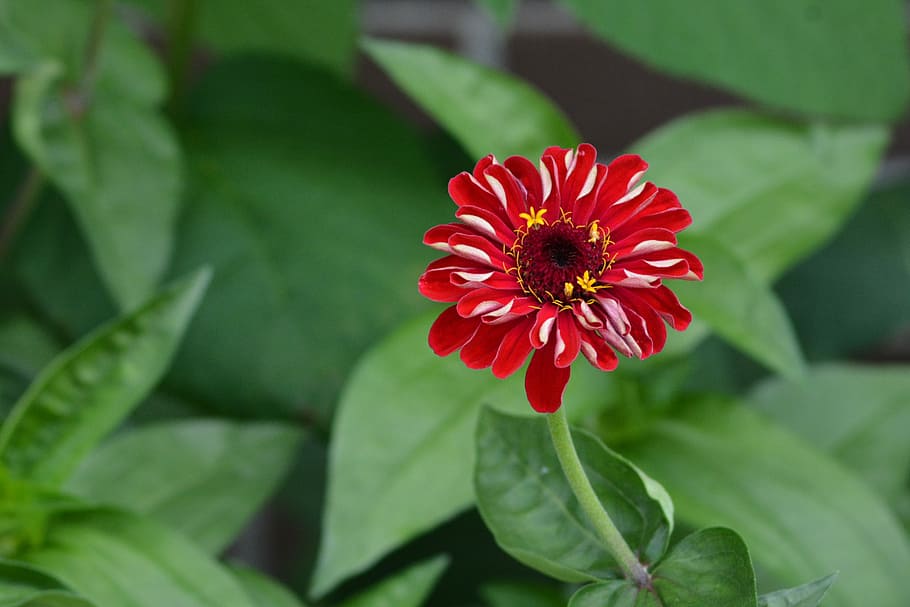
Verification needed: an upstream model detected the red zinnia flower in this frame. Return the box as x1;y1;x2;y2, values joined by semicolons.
418;144;703;413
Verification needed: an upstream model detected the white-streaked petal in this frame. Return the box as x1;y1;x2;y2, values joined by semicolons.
618;270;659;287
631;239;674;255
538;316;555;345
453;270;495;282
484;174;509;211
452;243;492;265
644;258;683;268
540;160;553;202
578;165;598;200
614;181;646;205
459;214;496;238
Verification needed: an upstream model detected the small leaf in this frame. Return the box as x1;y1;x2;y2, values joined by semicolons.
310;314;610;597
749;364;910;504
568;528;756;607
623;399;910;607
559;0;910;120
481;580;565;607
65;418;303;554
231;566;309;607
0;559;95;605
0;269;210;486
22;509;254;607
338;556;448;607
474;407;672;582
363;38;579;160
759;573;838;607
673;234;804;377
632;110;888;282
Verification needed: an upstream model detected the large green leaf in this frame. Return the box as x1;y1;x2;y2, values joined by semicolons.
23;509;254;607
622;399;910;607
65;419;303;554
749;364;910;503
632;110;888;282
124;0;358;76
474;408;672;582
559;0;910;120
481;581;565;607
0;269;209;486
672;234;804;376
0;560;94;606
160;56;452;418
759;574;837;607
7;0;180;309
776;180;910;359
364;38;579;160
230;566;308;607
338;556;448;607
310;314;611;597
568;528;756;607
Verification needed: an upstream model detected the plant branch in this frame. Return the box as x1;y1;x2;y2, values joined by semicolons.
547;406;651;587
0;168;45;262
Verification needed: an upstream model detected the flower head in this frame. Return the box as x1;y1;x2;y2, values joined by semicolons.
419;144;703;413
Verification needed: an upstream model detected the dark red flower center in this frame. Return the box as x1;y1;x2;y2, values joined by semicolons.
512;219;610;305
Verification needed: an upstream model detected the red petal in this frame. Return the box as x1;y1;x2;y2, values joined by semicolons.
483;164;528;228
456;204;516;245
491;317;534;378
504;155;543;209
595;182;658;230
448;172;500;213
456;288;516;318
594;154;648;212
619;285;692;330
460;321;514;369
428;306;480;356
472;154;496;181
554;312;581;368
525;340;571;413
561;143;598;210
610;228;677;260
579;331;620;371
610;208;692;242
418;267;468;302
530;303;559;349
447;232;513;269
572;164;608;226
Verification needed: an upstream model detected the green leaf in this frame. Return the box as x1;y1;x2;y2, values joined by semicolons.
622;399;910;607
759;574;838;607
22;509;254;607
481;580;565;607
363;38;579;160
12;59;181;309
749;364;910;503
124;0;358;76
776;180;910;359
559;0;910;120
310;313;610;597
631;110;888;282
4;0;179;309
338;556;448;607
231;566;308;607
0;560;95;606
65;419;303;554
672;234;804;377
568;528;756;607
0;269;210;486
161;55;452;417
475;0;519;28
475;407;672;582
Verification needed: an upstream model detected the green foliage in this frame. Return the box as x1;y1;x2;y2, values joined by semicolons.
338;556;448;607
632;110;888;283
0;270;209;486
474;407;672;581
559;0;910;120
364;39;580;160
569;529;756;606
65;419;303;554
231;566;309;607
310;314;609;597
480;581;565;607
4;0;180;309
622;399;910;607
22;509;255;607
758;574;837;607
750;365;910;504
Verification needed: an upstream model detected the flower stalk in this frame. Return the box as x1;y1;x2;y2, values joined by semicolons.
546;406;651;587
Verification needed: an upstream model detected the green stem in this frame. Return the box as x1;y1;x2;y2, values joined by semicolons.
165;0;199;117
0;167;45;262
79;0;114;96
547;406;651;586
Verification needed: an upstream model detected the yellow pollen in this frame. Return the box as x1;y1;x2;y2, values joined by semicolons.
519;206;547;228
563;282;574;298
576;270;602;294
588;220;602;243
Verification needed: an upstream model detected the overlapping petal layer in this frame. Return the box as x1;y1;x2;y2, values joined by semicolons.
419;144;703;412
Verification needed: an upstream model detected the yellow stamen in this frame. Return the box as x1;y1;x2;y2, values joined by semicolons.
563;282;574;299
518;206;547;228
588;220;602;243
576;270;602;294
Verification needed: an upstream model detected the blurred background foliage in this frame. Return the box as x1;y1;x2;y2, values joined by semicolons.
0;0;909;606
